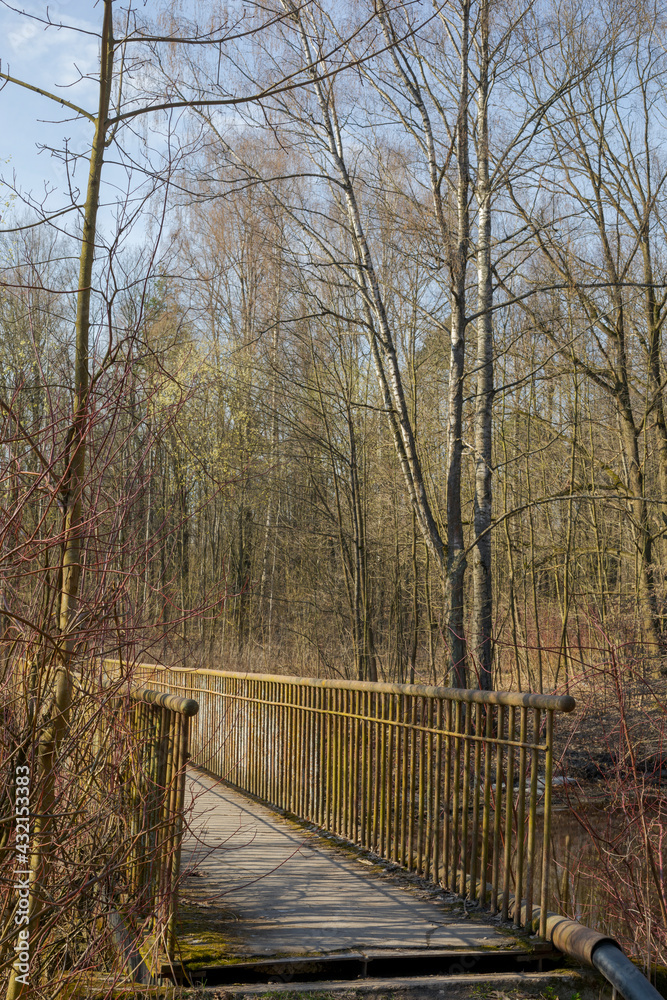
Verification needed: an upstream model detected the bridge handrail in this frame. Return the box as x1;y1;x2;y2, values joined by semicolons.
117;660;572;942
78;669;198;965
73;669;200;718
128;663;575;713
109;682;200;718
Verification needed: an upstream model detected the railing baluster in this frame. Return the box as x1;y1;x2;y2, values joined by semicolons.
502;705;516;920
325;687;333;830
283;682;289;809
491;703;505;914
280;680;285;807
384;693;393;859
339;687;346;837
442;698;452;886
289;681;296;813
335;687;343;835
450;701;462;893
540;709;555;939
515;705;528;928
319;685;326;829
425;697;434;881
392;693;401;864
417;696;426;875
303;684;310;820
346;688;353;840
459;702;472;896
351;688;360;842
480;705;493;906
400;693;409;867
469;701;483;902
526;707;541;929
432;698;443;886
380;691;388;853
372;692;380;853
360;688;369;847
408;694;418;871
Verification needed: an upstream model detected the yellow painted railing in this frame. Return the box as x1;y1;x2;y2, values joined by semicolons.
118;686;199;959
80;675;198;964
126;663;574;940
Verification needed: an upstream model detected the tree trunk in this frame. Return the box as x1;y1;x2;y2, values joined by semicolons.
617;399;662;652
6;7;114;997
445;0;471;688
472;0;493;691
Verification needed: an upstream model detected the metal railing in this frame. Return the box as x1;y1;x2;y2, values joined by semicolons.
84;677;199;966
119;686;199;960
128;663;574;940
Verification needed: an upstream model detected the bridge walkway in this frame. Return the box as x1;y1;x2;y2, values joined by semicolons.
173;769;549;987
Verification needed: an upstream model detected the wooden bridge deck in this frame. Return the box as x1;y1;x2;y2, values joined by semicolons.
174;768;543;983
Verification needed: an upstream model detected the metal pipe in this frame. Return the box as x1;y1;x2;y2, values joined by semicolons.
459;880;663;1000
531;907;663;1000
592;941;664;1000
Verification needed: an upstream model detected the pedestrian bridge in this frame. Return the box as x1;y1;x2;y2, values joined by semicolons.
129;668;576;971
174;768;552;986
115;664;659;999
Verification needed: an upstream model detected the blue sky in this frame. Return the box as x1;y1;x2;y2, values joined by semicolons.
0;0;103;225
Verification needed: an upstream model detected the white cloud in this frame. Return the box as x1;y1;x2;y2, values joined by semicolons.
2;2;100;101
0;3;103;212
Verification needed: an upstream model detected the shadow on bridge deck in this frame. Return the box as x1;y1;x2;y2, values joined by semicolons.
173;768;554;986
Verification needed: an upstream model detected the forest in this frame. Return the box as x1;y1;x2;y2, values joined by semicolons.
1;0;667;992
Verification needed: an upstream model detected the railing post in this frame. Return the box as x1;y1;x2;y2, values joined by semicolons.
469;701;483;903
539;709;554;940
514;706;528;927
459;702;472;896
417;696;426;875
167;708;187;956
477;705;490;905
526;707;541;928
432;698;444;885
451;701;462;893
502;705;516;920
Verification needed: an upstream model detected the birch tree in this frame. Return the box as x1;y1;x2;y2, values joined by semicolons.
508;1;667;659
